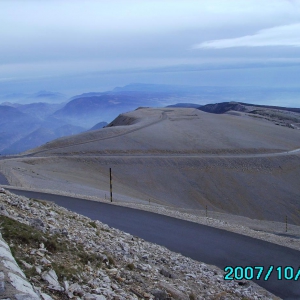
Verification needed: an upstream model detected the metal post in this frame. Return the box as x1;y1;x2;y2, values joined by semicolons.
110;168;112;202
206;205;207;218
286;215;288;233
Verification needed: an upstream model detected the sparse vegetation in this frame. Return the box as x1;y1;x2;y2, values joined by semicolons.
0;215;44;246
189;293;196;300
0;189;280;299
30;198;48;206
24;267;38;278
127;263;135;270
78;251;102;268
107;255;115;266
52;262;79;281
0;215;112;283
88;221;97;228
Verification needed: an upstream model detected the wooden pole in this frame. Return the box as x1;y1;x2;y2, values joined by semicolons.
110;168;112;202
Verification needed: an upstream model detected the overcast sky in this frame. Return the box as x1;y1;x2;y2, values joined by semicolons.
1;0;300;100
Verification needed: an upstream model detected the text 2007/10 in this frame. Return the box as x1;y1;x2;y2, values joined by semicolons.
224;266;300;281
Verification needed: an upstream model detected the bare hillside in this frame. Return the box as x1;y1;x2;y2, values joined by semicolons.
2;107;300;224
26;108;300;155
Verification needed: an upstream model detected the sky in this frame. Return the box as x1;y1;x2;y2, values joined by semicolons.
1;0;300;104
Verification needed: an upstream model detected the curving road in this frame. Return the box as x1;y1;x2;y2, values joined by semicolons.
6;188;300;300
0;173;9;185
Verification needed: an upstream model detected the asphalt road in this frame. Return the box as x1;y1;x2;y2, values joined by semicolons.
0;173;9;185
6;188;300;300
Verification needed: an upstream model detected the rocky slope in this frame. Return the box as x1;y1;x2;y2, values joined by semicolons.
0;189;279;299
198;102;300;129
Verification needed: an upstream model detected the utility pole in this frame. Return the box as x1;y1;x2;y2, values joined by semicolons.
110;168;112;202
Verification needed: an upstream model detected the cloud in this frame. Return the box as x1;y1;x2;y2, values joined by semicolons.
193;23;300;49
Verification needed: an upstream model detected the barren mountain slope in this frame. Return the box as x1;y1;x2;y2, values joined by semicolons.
3;108;300;224
26;108;300;155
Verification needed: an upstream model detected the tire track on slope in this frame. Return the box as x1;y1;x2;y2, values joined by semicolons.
25;111;168;157
24;147;300;160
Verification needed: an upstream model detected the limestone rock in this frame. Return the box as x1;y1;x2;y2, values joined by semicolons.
41;269;60;287
0;189;280;300
29;218;45;231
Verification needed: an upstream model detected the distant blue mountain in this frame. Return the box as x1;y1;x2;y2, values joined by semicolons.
113;83;206;93
0;90;67;104
0;102;86;154
88;122;108;131
2;102;64;120
53;93;163;127
2;124;85;154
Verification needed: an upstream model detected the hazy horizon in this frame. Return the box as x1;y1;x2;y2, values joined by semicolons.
1;0;300;107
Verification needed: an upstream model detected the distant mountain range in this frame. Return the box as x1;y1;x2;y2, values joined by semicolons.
1;84;300;154
88;122;108;131
5;125;86;154
0;103;88;154
0;90;67;104
1;84;200;154
53;93;164;127
2;102;64;120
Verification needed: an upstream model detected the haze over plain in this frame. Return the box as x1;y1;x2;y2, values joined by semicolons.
0;0;300;105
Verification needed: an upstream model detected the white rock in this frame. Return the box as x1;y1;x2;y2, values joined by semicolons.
102;276;111;283
0;238;10;251
21;260;33;269
186;273;196;278
63;280;69;291
40;257;51;264
41;269;60;286
68;282;83;297
15;293;40;300
41;293;54;300
0;246;15;261
84;293;106;300
3;260;26;278
36;251;44;257
48;284;64;292
8;272;39;297
106;268;118;275
137;263;152;271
